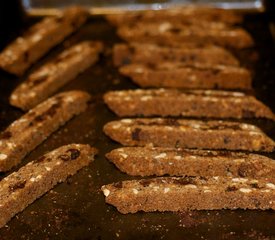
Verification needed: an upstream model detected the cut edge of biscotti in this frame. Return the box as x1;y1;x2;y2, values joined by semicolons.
103;118;275;152
101;176;275;213
106;146;275;179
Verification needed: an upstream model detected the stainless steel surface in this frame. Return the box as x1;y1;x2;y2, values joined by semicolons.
23;0;265;16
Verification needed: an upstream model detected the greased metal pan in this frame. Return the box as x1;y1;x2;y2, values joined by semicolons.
0;12;274;240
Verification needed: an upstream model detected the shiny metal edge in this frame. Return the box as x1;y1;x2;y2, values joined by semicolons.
27;2;265;17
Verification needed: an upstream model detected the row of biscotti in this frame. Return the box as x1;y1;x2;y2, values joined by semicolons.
101;118;275;213
0;90;98;227
0;7;90;76
0;8;103;111
106;7;253;49
101;8;275;213
112;43;253;90
108;6;254;91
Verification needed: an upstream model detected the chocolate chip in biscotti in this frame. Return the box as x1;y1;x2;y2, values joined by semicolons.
113;43;240;67
103;118;275;152
101;176;275;213
0;144;97;228
119;63;252;90
0;7;89;76
10;41;103;111
104;89;275;120
106;147;275;179
0;90;91;172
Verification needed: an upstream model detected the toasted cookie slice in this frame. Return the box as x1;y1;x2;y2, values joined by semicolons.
106;7;243;26
0;91;90;172
0;7;89;76
0;144;97;228
119;63;252;90
103;118;275;152
10;41;103;110
113;43;240;67
104;89;275;120
117;23;253;49
106;147;275;179
102;176;275;213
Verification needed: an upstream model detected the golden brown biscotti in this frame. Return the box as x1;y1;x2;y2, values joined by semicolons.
117;23;254;49
119;63;252;90
0;144;98;228
113;43;240;67
0;91;90;172
106;147;275;179
103;118;275;152
102;176;275;213
0;7;89;76
104;89;275;120
106;7;243;26
10;41;103;111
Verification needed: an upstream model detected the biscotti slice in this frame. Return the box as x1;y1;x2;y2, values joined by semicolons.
10;41;103;110
106;7;243;26
0;144;97;228
0;91;90;172
104;89;275;120
117;24;254;49
0;7;89;76
119;63;252;90
103;118;275;152
113;43;239;67
102;176;275;213
106;147;275;179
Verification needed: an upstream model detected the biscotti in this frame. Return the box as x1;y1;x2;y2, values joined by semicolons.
119;63;252;90
103;118;275;152
0;144;97;228
0;91;90;172
106;147;275;179
113;43;240;67
0;7;89;76
104;89;275;120
102;176;275;213
10;41;103;110
106;7;243;26
117;24;254;49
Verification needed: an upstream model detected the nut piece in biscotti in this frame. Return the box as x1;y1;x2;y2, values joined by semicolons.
10;41;103;111
0;144;98;228
102;176;275;213
0;6;89;76
117;23;254;49
119;63;252;90
0;90;91;172
104;89;275;120
106;147;275;179
106;7;243;26
113;43;239;67
103;118;275;152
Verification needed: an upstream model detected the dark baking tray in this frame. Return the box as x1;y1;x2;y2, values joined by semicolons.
0;12;274;240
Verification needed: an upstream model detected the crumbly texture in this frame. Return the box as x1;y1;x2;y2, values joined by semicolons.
0;144;98;228
0;90;91;172
106;7;243;26
10;41;103;110
106;147;275;179
103;118;275;152
113;43;240;67
102;176;275;213
117;23;253;49
119;63;252;90
104;89;275;120
0;7;89;76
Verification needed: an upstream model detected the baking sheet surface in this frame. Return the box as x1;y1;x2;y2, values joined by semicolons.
0;13;274;240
